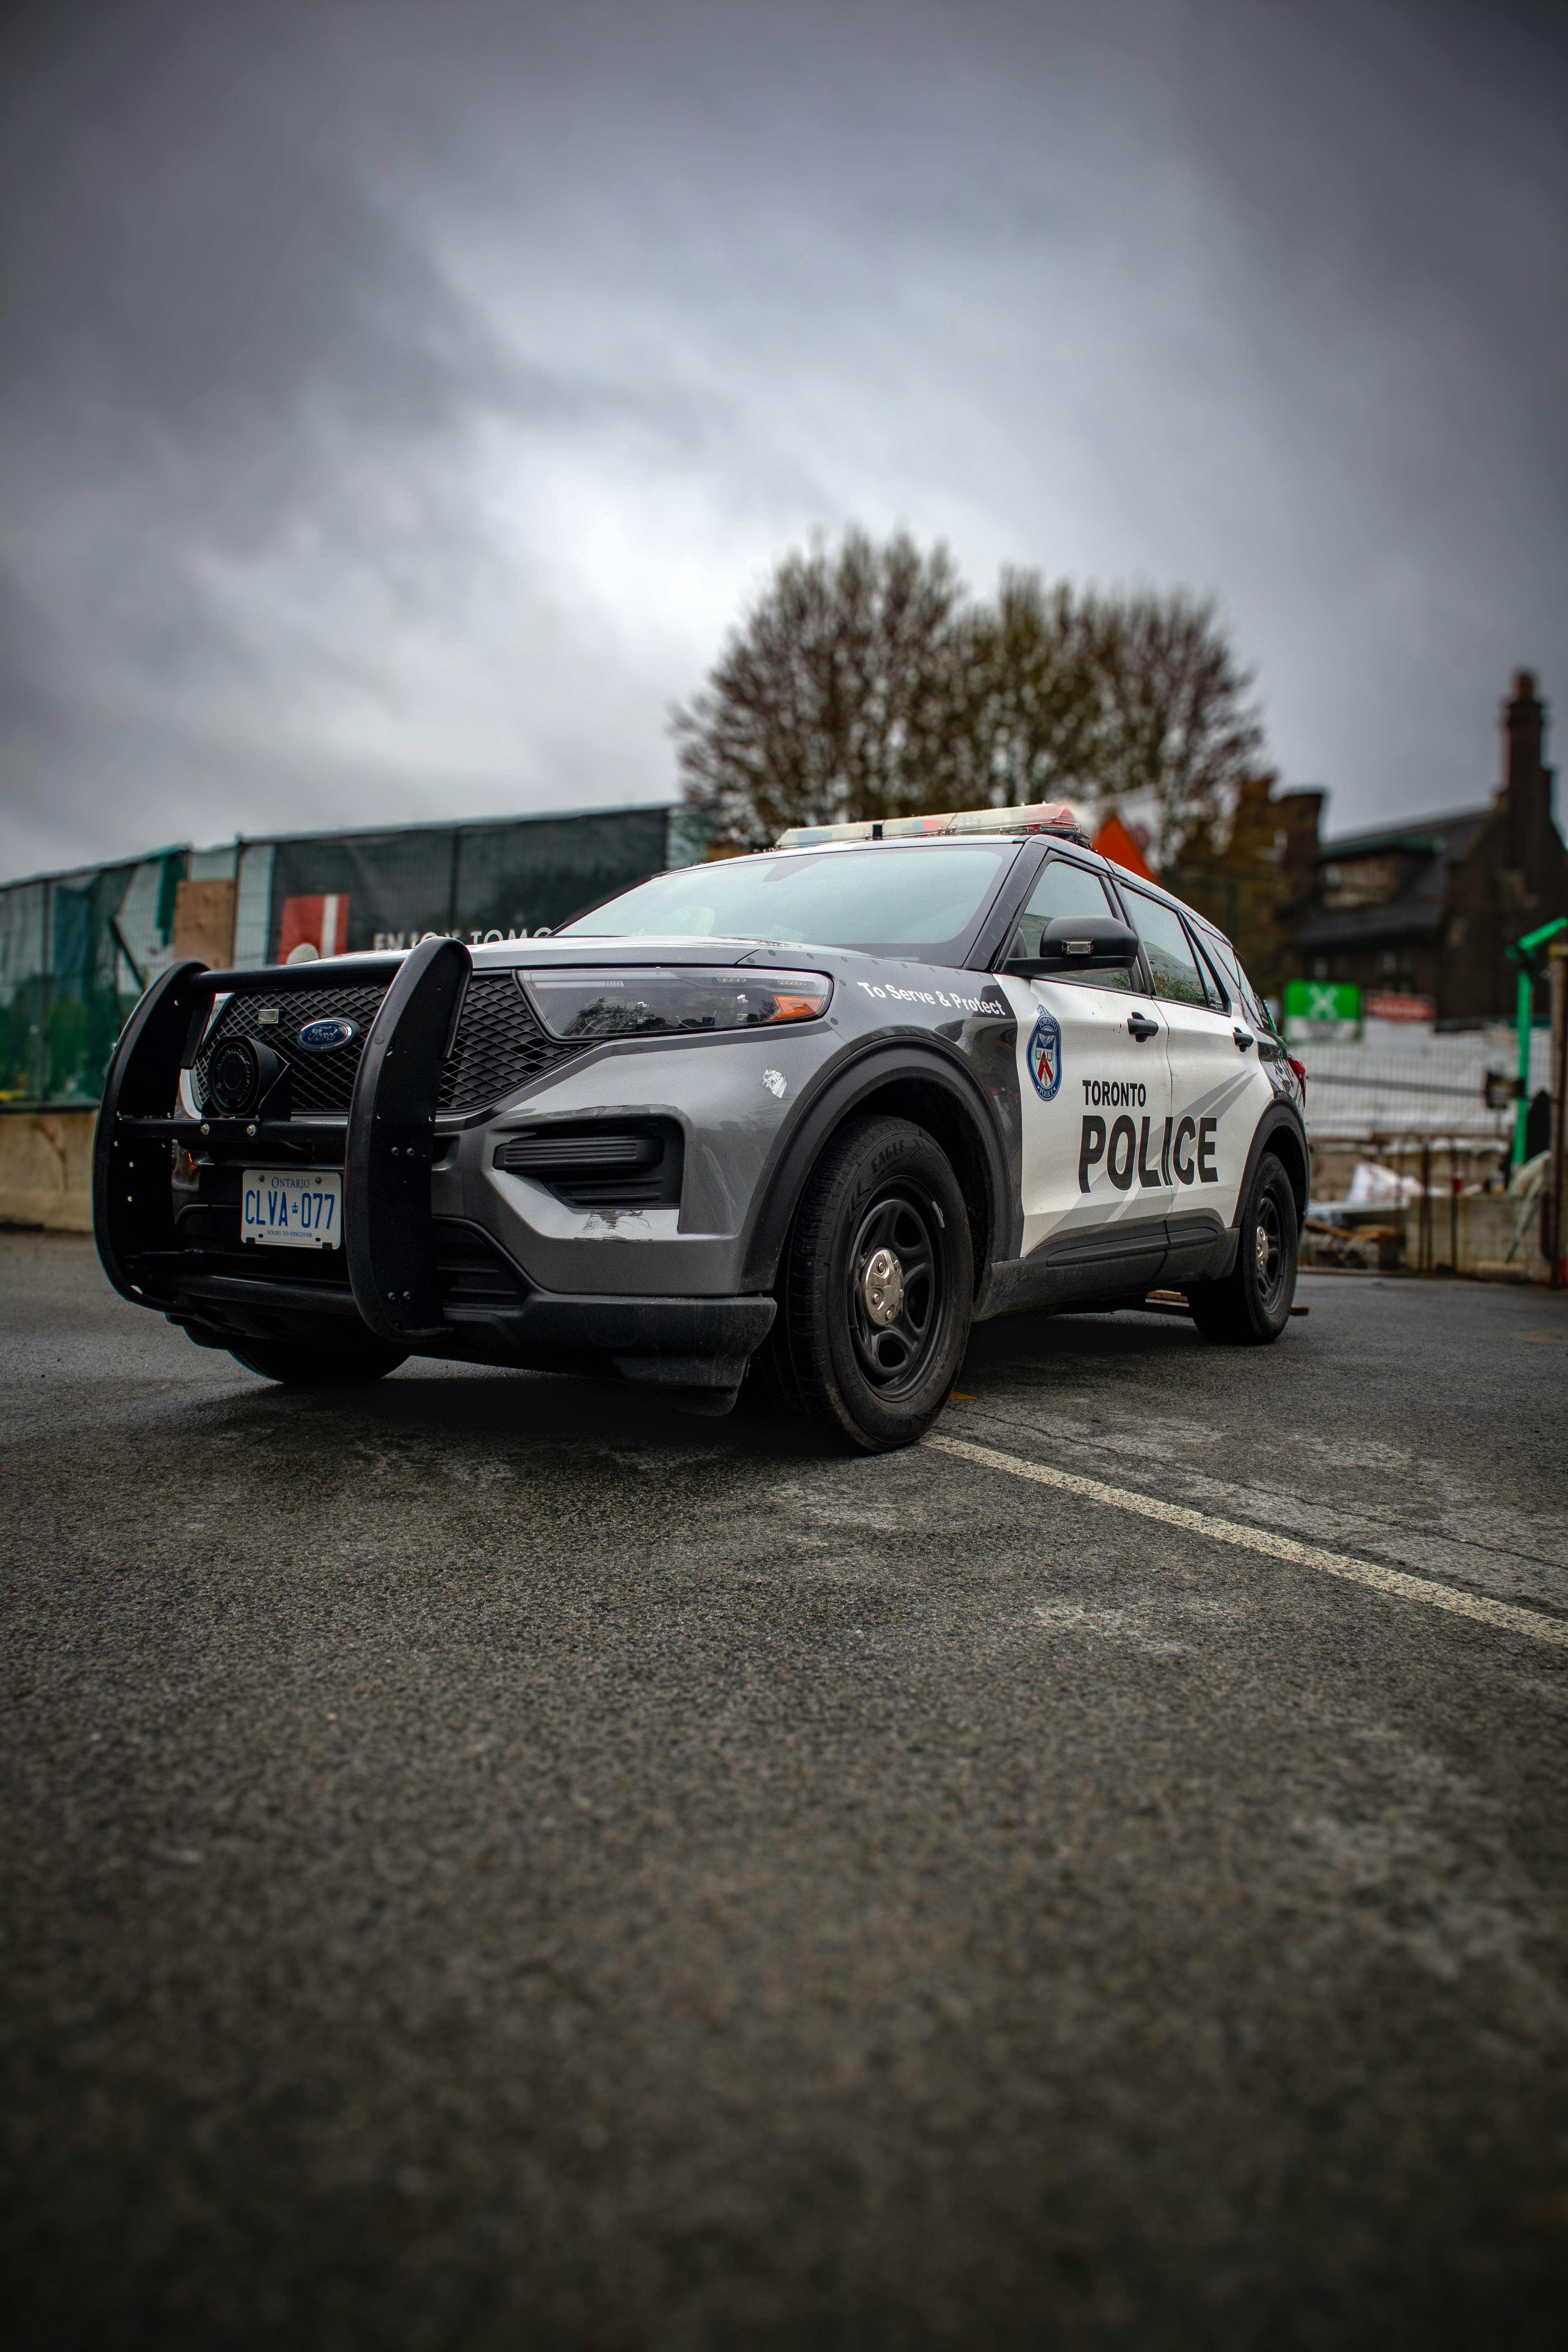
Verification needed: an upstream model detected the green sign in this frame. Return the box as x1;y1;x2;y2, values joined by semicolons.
1284;979;1361;1025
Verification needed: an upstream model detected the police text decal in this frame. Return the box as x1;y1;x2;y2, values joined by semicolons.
1078;1113;1219;1192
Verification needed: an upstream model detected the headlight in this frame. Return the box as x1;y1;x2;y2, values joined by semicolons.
524;966;832;1041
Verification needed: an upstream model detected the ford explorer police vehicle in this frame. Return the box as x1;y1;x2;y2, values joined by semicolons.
93;803;1307;1452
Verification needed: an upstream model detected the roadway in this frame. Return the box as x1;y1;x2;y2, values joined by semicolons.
3;1230;1567;2348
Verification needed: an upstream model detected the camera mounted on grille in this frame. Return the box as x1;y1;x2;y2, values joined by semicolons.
204;1037;292;1120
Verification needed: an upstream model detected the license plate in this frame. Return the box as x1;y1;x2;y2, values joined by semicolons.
241;1169;343;1250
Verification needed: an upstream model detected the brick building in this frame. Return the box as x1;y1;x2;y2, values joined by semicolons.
1290;672;1564;1023
1174;672;1566;1025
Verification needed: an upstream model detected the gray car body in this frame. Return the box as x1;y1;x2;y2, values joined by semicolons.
427;933;1020;1304
410;833;1305;1320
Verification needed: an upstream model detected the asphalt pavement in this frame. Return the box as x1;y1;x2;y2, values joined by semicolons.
4;1229;1568;2350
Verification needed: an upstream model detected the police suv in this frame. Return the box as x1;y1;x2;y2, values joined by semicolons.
94;804;1307;1452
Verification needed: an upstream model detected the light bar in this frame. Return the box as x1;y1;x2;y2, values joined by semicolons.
775;802;1090;849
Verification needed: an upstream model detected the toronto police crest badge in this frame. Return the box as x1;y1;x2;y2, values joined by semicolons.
1027;1006;1062;1101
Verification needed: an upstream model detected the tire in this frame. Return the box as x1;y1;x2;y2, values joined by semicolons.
1188;1151;1298;1345
226;1336;408;1387
770;1114;974;1453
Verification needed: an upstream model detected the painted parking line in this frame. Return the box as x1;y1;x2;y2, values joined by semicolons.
926;1433;1568;1651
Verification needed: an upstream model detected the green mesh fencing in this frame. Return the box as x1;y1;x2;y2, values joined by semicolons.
0;807;682;1109
0;851;185;1109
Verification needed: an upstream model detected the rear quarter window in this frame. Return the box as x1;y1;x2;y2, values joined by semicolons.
1200;931;1268;1029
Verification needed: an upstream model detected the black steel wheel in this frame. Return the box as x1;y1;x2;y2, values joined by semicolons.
846;1186;944;1398
1188;1150;1298;1345
769;1114;973;1452
226;1336;408;1387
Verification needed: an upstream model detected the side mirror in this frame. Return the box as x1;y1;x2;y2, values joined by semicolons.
1004;913;1141;978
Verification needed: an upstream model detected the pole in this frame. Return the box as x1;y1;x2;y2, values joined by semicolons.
1509;915;1568;1166
1449;1135;1459;1274
1550;942;1568;1289
1514;966;1534;1167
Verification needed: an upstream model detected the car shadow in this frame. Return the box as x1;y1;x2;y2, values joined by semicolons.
960;1304;1204;1383
214;1304;1205;1463
235;1356;831;1463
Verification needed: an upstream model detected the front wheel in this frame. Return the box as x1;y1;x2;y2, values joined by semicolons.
1187;1151;1298;1345
225;1336;409;1386
771;1115;974;1452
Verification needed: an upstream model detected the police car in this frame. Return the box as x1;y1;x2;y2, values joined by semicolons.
94;803;1307;1453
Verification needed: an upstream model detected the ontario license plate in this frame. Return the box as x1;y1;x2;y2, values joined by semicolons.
241;1169;343;1250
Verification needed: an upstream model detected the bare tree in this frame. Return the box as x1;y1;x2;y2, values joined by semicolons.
674;533;1265;862
672;529;980;848
962;570;1107;806
1080;589;1265;865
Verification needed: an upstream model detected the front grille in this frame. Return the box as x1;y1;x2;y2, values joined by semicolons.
437;973;590;1116
195;985;387;1115
194;971;591;1123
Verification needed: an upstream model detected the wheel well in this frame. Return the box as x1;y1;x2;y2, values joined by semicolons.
851;1077;995;1291
1263;1119;1309;1223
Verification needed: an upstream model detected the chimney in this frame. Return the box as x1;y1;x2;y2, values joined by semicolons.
1503;670;1552;854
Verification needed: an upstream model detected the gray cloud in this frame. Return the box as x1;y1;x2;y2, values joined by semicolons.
1;0;1563;878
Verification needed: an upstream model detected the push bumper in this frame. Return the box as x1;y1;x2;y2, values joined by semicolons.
93;940;775;1404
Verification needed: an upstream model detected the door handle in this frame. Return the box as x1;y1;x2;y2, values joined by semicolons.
1234;1027;1254;1052
1127;1013;1160;1041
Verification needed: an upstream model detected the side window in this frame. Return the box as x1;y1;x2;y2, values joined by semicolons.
1186;927;1228;1012
1122;889;1211;1007
1012;857;1133;990
1202;932;1265;1028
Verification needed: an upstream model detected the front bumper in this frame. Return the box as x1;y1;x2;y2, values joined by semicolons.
166;1246;774;1400
93;943;779;1403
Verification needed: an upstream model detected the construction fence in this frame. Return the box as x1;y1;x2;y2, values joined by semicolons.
1295;1017;1556;1198
1294;962;1568;1284
0;804;690;1112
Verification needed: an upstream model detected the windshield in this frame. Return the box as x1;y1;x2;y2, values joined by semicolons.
560;844;1014;963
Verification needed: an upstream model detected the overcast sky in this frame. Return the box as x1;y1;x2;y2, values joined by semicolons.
2;0;1564;878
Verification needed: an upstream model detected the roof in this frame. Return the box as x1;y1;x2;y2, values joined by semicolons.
1314;806;1489;865
1292;800;1499;952
1292;900;1447;953
0;804;678;897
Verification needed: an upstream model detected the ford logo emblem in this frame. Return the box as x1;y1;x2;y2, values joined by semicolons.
298;1017;357;1053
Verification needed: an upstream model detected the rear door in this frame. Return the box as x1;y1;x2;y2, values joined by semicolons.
995;853;1173;1286
1118;886;1273;1275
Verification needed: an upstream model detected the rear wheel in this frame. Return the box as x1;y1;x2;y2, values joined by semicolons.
1188;1151;1298;1345
769;1115;973;1452
226;1336;408;1386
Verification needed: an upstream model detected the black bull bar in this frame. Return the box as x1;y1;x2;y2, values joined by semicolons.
93;938;774;1403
